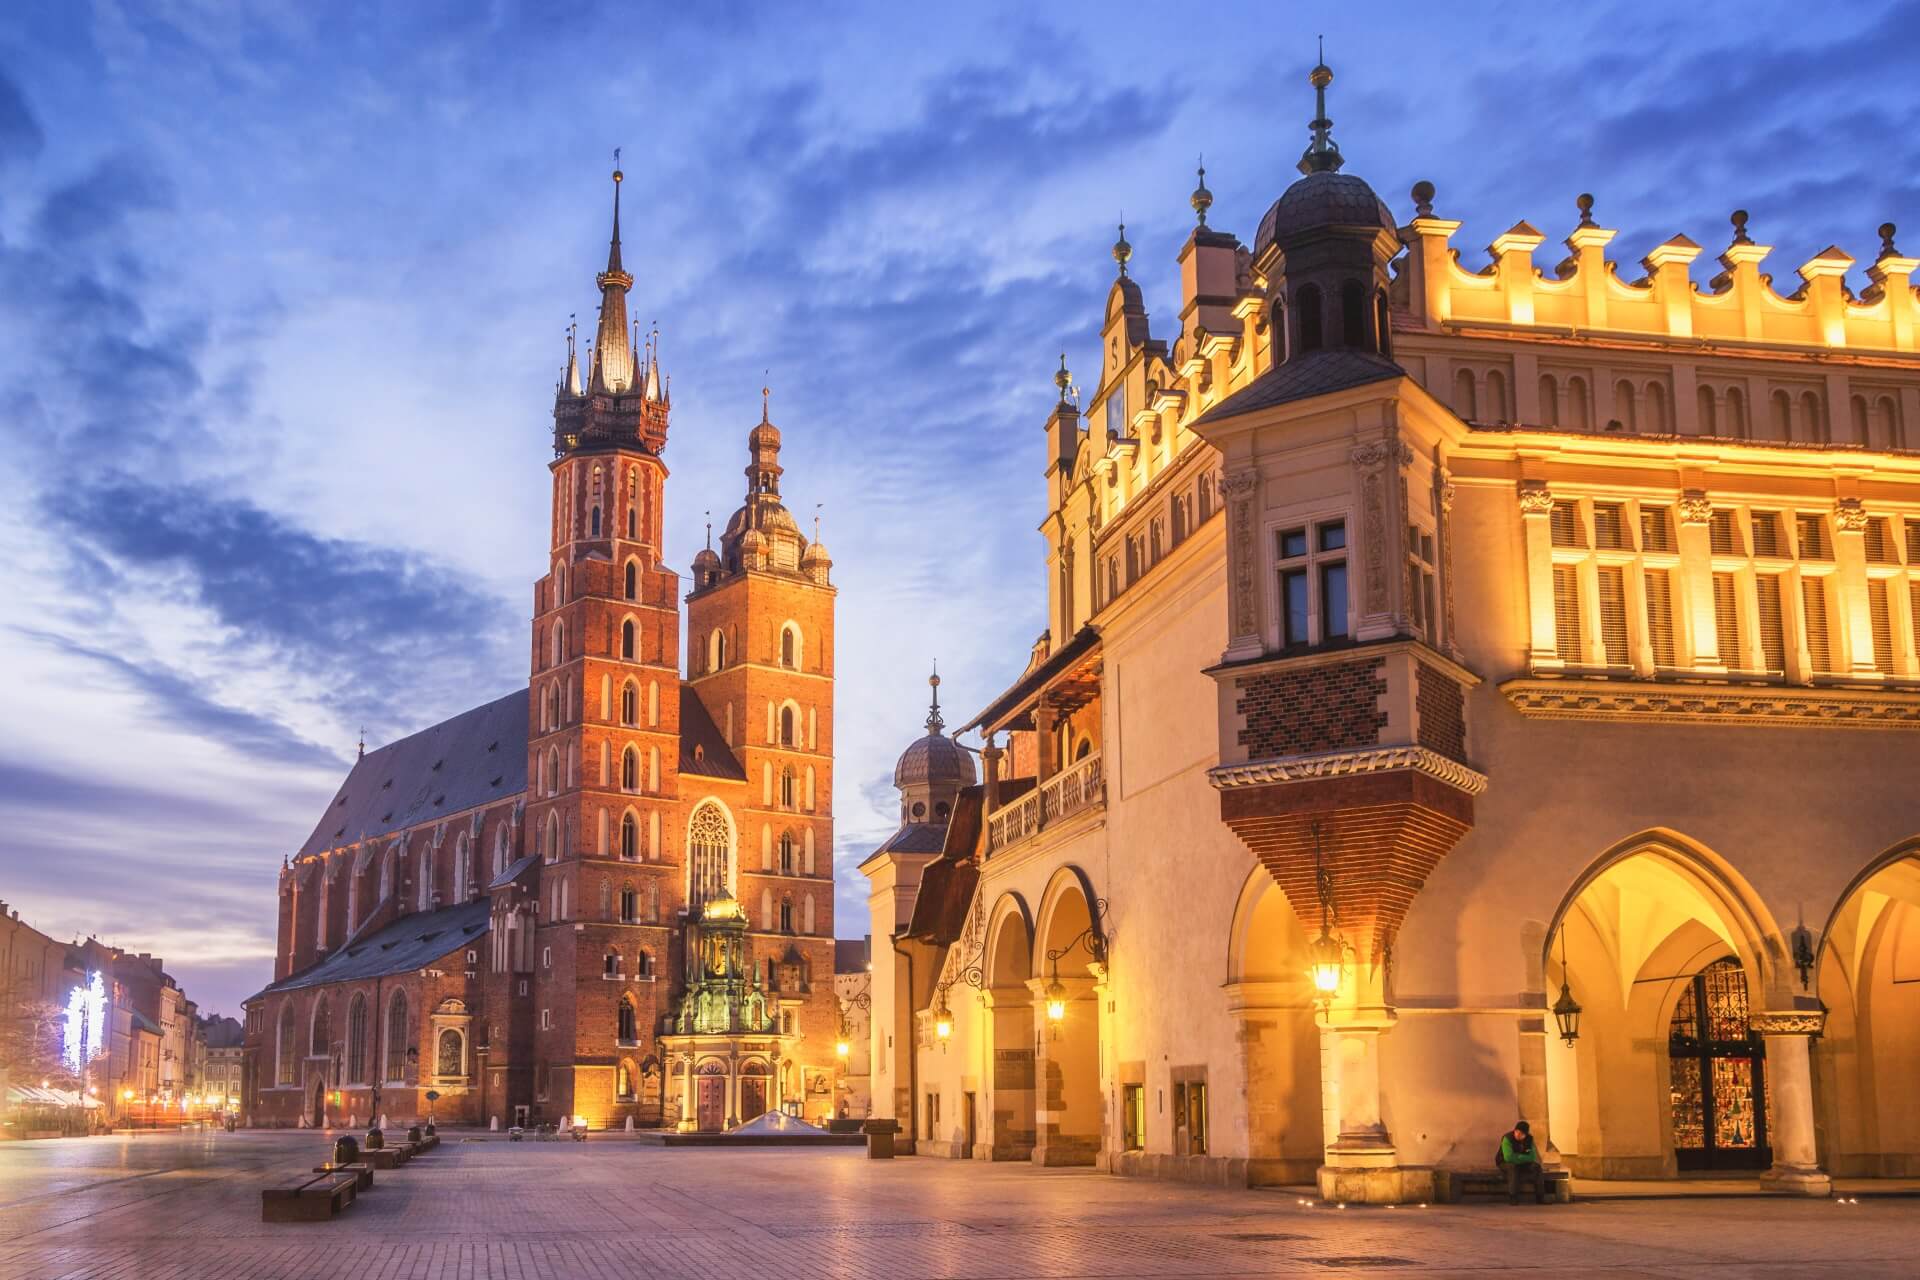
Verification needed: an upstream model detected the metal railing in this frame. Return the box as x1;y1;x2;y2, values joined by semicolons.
985;750;1104;854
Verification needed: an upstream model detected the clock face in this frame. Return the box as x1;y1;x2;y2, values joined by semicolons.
1107;389;1126;438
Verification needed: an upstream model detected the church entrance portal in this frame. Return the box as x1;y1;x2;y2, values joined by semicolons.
309;1079;326;1129
696;1072;726;1131
739;1066;768;1124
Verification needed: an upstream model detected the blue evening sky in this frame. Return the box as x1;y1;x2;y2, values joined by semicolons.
1;1;1914;1015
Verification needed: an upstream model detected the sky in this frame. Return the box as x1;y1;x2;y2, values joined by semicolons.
1;1;1916;1017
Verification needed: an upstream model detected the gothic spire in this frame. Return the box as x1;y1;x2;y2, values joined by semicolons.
562;315;581;396
1297;42;1345;176
590;155;636;394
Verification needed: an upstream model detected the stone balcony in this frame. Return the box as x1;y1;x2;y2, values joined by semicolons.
985;750;1105;855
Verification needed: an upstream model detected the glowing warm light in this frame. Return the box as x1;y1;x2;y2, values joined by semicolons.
934;1014;952;1040
1309;929;1345;995
121;1089;133;1101
1045;978;1067;1023
835;1039;850;1059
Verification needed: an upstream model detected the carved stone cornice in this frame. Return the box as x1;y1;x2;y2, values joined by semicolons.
1517;480;1554;516
1751;1010;1826;1035
1210;744;1489;796
1502;677;1920;729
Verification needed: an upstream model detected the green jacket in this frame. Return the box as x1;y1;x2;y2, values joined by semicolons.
1500;1134;1540;1165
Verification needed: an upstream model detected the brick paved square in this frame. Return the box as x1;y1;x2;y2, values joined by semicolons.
0;1130;1910;1278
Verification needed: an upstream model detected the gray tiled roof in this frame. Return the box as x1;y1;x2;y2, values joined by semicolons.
1191;349;1403;429
250;899;491;1000
679;687;745;780
834;938;869;973
873;823;948;856
298;690;528;857
489;853;538;892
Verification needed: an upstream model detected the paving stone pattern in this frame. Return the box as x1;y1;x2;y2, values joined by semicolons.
0;1131;1909;1278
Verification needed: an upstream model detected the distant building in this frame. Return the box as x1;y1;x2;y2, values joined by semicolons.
244;168;841;1132
867;62;1920;1200
832;937;873;1118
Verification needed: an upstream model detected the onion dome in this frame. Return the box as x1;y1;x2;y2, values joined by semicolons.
801;536;829;567
692;545;720;574
893;670;977;792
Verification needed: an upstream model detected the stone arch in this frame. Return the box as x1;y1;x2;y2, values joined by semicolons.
1812;838;1920;1176
980;892;1037;1161
1222;864;1321;1184
1032;866;1104;1167
1542;830;1787;1180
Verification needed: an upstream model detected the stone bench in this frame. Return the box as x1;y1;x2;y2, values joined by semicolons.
1440;1167;1572;1203
262;1171;358;1222
311;1163;374;1192
362;1142;415;1170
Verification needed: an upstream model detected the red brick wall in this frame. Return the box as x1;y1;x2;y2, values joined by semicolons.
1414;661;1467;763
1235;657;1387;760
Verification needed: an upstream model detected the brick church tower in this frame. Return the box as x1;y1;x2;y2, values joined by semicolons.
524;163;684;1119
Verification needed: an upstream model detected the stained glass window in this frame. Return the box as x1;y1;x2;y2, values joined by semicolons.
1667;958;1771;1170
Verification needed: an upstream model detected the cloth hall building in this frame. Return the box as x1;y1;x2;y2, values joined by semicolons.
244;170;840;1133
865;63;1920;1200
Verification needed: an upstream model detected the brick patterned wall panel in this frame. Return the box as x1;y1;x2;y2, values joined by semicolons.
1414;661;1467;763
1235;658;1387;760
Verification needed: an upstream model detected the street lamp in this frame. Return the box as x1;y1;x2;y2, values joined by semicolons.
834;1038;850;1059
1551;926;1581;1045
932;993;953;1041
1306;823;1350;1001
1042;908;1108;1029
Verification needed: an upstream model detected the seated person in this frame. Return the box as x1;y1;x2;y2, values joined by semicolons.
1497;1120;1545;1204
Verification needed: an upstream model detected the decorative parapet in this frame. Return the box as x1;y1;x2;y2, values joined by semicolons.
1210;744;1488;796
1501;678;1920;729
1401;189;1920;356
985;749;1105;855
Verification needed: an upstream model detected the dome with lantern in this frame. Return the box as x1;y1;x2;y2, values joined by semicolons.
892;669;976;825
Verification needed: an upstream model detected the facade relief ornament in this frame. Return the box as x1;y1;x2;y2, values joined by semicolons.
1834;497;1869;533
1502;678;1920;728
1517;481;1554;516
1225;470;1259;637
1677;489;1713;525
1749;1009;1827;1035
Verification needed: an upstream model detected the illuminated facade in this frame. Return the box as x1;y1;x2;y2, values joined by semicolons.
246;170;840;1132
868;63;1920;1199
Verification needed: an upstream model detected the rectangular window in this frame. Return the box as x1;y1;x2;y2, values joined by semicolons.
1796;513;1830;561
1122;1084;1145;1152
1281;569;1310;647
1644;569;1677;668
1802;576;1833;674
1596;566;1629;665
1864;517;1895;564
1749;511;1783;558
1180;1081;1209;1156
1593;501;1627;550
1408;527;1437;639
1712;572;1742;668
1320;562;1350;641
1549;501;1583;549
1709;509;1739;556
1552;565;1582;661
1906;519;1920;565
1640;505;1673;553
1279;527;1309;559
1756;575;1787;673
1867;579;1894;673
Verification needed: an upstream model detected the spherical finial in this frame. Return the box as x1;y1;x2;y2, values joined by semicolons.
1411;180;1435;218
1113;221;1132;275
1879;222;1898;257
1576;193;1594;226
1731;209;1751;244
1310;63;1332;89
1191;158;1213;226
613;169;623;184
1054;352;1072;403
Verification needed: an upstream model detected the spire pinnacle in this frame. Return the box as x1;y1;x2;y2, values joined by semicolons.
356;727;366;760
1055;352;1072;405
1298;42;1344;176
704;510;712;551
562;315;582;396
1191;156;1213;226
590;155;636;394
926;663;944;733
1113;219;1132;276
761;375;771;423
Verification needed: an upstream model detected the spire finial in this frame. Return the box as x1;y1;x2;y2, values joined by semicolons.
1298;41;1344;175
1113;219;1132;275
1411;181;1435;219
1731;209;1752;245
704;510;712;551
1576;192;1595;228
761;373;770;423
1191;155;1213;226
357;727;366;760
813;503;822;543
1878;221;1898;260
1055;352;1072;405
926;663;944;733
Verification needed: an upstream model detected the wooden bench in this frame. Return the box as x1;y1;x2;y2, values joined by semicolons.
311;1163;374;1192
1443;1167;1572;1203
362;1144;412;1170
262;1171;358;1222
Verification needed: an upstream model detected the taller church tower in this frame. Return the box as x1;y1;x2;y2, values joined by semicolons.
525;164;683;1118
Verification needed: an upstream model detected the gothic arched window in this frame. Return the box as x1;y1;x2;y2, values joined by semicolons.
625;561;637;600
591;505;602;536
779;830;794;873
618;998;637;1043
780;768;795;809
622;747;639;791
277;1005;297;1085
781;625;797;668
384;990;409;1082
621;620;636;660
626;507;636;539
346;994;368;1083
780;897;794;933
779;705;795;746
437;1028;462;1077
621;812;638;861
688;802;732;907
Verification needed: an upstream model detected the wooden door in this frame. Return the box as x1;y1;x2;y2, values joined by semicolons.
696;1076;726;1131
740;1077;767;1123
